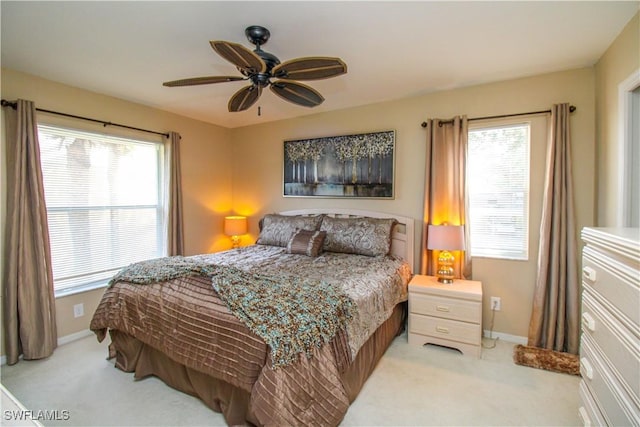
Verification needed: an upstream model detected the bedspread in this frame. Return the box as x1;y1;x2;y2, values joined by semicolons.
106;257;355;368
191;245;412;358
90;245;411;426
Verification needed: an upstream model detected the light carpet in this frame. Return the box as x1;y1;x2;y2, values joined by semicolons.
1;333;581;426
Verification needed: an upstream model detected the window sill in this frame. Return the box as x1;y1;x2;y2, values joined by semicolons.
54;280;109;299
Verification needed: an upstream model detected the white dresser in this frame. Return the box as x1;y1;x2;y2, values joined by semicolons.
579;227;640;426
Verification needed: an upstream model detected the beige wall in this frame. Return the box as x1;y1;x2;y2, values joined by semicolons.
231;68;596;338
0;68;233;343
0;64;598;354
595;12;640;226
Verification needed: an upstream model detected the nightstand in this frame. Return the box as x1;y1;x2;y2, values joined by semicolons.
408;275;483;357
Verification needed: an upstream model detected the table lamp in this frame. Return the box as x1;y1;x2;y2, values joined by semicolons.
224;216;247;249
427;224;465;283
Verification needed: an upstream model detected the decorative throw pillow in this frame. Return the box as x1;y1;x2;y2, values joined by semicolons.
286;229;327;257
256;214;324;247
320;216;397;257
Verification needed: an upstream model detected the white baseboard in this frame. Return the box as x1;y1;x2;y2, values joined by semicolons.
57;329;93;346
1;329;92;366
484;330;527;345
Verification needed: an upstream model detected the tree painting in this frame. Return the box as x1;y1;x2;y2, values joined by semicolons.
283;130;394;198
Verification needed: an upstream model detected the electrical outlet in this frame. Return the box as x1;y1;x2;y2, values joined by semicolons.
490;297;501;311
73;303;84;318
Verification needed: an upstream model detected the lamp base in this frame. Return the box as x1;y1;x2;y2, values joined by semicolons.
436;250;456;284
230;235;240;249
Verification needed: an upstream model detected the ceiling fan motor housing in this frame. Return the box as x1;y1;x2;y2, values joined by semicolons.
254;49;280;72
252;73;271;87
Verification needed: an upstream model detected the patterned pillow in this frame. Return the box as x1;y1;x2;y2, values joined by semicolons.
286;229;327;257
256;214;324;247
320;216;397;257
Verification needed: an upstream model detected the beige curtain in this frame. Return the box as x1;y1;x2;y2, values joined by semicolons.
420;116;472;279
527;103;580;355
166;131;184;256
2;99;57;365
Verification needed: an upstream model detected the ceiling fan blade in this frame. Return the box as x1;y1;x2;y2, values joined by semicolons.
163;76;245;87
270;80;324;108
272;57;347;80
228;84;262;112
210;40;266;74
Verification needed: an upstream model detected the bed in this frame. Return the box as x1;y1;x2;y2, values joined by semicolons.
90;209;414;426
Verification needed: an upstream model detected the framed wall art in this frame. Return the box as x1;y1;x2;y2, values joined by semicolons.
283;130;395;198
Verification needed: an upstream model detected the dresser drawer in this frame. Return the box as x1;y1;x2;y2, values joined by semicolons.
579;380;606;427
582;290;640;401
409;313;481;346
581;334;640;426
410;293;480;323
583;246;640;329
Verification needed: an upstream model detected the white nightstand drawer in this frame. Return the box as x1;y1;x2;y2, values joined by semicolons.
409;313;482;345
410;293;480;323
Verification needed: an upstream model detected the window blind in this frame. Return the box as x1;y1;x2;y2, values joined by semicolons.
38;125;166;294
467;123;530;260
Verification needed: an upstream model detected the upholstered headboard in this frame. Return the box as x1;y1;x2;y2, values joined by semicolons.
280;208;415;272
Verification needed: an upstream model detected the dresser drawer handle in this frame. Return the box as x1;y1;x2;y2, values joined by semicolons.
580;357;594;380
436;305;450;312
582;266;596;281
436;326;450;334
582;313;596;332
578;407;591;427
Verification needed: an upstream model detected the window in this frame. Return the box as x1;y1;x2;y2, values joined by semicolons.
38;125;166;295
467;123;530;260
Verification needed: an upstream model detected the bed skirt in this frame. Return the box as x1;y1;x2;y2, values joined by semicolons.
107;303;406;426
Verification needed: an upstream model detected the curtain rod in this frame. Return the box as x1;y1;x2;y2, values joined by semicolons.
1;99;170;138
420;105;577;128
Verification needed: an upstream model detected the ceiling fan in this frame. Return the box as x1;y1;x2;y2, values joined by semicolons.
163;25;347;112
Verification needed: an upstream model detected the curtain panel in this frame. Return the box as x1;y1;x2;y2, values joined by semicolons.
420;116;472;279
527;103;580;355
166;131;184;256
2;99;58;365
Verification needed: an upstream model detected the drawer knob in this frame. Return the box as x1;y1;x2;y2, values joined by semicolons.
580;357;594;380
578;407;591;427
436;305;450;312
436;326;450;334
581;313;596;332
582;266;596;281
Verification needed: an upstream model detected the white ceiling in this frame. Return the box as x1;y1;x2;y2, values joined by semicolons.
1;1;638;129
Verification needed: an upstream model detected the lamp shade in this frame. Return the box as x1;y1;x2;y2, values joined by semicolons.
427;224;465;251
224;216;247;236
